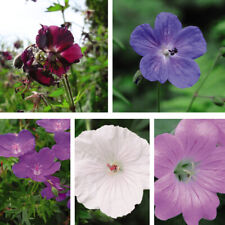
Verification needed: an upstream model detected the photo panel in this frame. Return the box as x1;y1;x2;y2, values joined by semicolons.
0;119;70;224
0;0;108;112
154;119;225;225
75;119;150;225
113;0;225;112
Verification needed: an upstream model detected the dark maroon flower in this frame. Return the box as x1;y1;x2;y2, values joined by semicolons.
14;40;23;49
21;48;55;86
1;51;12;60
36;119;70;133
0;130;35;158
36;25;83;77
12;147;60;182
52;132;70;160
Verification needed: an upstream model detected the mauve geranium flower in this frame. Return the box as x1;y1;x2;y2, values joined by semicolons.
130;12;207;88
36;119;70;133
155;120;225;225
75;125;149;218
36;25;83;77
21;48;55;86
0;130;35;157
52;132;70;160
12;147;60;182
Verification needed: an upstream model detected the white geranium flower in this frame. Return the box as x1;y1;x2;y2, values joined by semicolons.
75;125;150;218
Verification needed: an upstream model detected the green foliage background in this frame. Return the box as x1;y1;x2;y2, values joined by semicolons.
113;0;225;112
75;119;149;225
155;119;225;224
0;120;70;225
0;0;108;112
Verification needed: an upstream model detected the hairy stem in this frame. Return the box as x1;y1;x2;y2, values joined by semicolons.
157;82;161;112
186;51;222;112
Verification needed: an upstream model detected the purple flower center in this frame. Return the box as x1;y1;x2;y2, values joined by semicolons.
33;163;42;175
12;143;21;154
174;160;196;182
55;122;62;130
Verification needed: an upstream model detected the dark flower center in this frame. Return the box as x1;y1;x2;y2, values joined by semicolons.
174;160;196;182
168;48;178;56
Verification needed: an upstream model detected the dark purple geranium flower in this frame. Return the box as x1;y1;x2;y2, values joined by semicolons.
52;132;70;160
12;147;60;182
0;130;35;157
36;119;70;133
1;51;12;60
130;12;207;88
36;25;83;77
21;48;55;86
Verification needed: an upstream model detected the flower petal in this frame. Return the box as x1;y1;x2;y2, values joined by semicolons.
182;182;219;225
167;56;200;88
60;44;83;63
129;24;159;56
154;12;182;44
175;26;207;59
155;133;184;178
140;53;168;83
175;120;220;161
155;173;182;220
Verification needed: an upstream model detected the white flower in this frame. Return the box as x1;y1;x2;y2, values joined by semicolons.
75;125;150;218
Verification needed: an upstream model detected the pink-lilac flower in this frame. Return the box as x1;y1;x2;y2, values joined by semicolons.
130;12;207;88
36;119;70;133
12;147;60;182
52;132;70;160
155;120;225;225
36;25;83;77
75;125;149;218
0;130;35;157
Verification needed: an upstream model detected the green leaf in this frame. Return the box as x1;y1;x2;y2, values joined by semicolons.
49;88;64;97
65;0;69;7
113;37;125;50
113;87;130;105
46;3;64;12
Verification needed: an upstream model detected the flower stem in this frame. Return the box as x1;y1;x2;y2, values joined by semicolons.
157;82;161;112
186;51;222;112
62;75;76;112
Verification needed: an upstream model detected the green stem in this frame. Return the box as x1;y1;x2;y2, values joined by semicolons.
62;75;75;112
157;82;161;112
186;51;222;112
65;74;76;112
85;120;91;130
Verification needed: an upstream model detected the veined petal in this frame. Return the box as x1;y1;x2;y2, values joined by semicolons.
130;24;159;56
175;26;207;59
140;53;168;83
155;173;182;220
155;133;184;178
154;12;182;44
182;182;219;225
175;120;220;161
167;56;200;88
60;44;83;63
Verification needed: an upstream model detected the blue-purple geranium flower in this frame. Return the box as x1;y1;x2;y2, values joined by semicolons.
52;132;70;160
36;119;70;133
12;147;60;182
130;12;207;88
0;130;35;157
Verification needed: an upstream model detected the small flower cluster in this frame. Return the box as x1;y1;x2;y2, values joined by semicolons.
14;25;83;86
0;119;70;208
0;51;12;68
155;119;225;225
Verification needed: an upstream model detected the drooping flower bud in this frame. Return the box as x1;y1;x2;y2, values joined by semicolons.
13;54;23;69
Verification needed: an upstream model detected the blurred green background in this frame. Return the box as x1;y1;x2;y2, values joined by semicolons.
75;119;149;225
113;0;225;112
155;119;225;225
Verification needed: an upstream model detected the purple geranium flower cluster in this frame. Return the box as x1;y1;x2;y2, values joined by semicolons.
15;25;82;86
155;119;225;224
0;119;70;208
130;12;207;88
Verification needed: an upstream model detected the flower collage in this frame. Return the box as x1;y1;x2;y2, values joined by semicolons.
1;0;225;225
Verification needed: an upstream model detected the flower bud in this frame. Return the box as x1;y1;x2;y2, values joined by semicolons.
51;186;59;197
13;54;23;69
212;96;224;106
133;70;143;85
